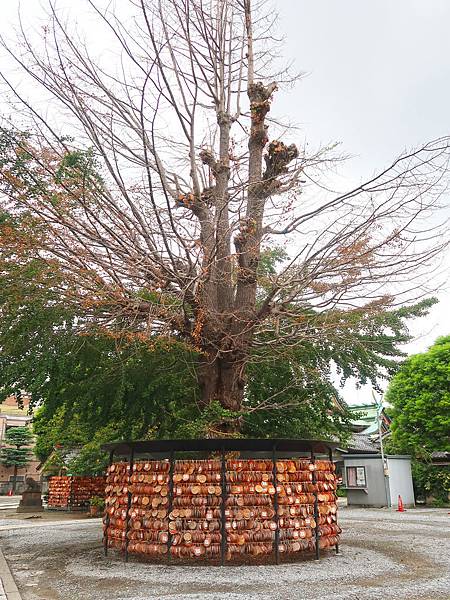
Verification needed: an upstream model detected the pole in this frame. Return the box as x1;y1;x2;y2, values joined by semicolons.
124;447;134;562
328;446;339;555
68;475;74;512
167;450;175;563
271;444;280;564
311;449;320;561
104;449;114;556
220;447;227;566
373;390;391;508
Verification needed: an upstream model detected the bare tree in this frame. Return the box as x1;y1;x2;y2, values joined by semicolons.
0;0;449;432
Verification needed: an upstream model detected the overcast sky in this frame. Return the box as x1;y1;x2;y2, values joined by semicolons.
275;0;450;403
1;0;449;405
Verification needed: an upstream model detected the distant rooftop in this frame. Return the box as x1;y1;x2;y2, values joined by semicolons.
346;433;380;453
348;402;379;409
347;400;391;435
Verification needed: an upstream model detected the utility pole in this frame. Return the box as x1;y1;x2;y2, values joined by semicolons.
372;390;391;508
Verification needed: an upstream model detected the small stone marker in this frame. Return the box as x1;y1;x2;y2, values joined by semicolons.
17;477;44;513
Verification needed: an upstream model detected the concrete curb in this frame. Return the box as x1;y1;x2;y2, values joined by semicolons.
0;548;22;600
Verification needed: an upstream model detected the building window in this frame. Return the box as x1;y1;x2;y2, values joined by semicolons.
346;466;366;488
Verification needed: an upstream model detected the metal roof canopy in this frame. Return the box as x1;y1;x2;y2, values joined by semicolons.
102;438;338;457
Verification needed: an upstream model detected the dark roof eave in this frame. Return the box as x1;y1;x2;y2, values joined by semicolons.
102;438;338;457
346;448;379;454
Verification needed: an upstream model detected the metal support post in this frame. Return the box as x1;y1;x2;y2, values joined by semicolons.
68;475;74;512
220;447;227;566
311;450;320;561
124;447;134;562
328;448;339;554
328;446;339;554
167;450;175;563
104;449;114;556
272;444;280;564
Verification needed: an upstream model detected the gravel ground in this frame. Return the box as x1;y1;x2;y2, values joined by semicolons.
0;507;449;600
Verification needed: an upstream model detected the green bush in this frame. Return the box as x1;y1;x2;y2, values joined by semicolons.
89;495;105;509
412;461;449;503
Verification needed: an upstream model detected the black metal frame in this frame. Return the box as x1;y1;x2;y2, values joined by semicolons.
124;448;135;562
329;446;339;555
102;438;337;456
101;438;339;565
271;444;280;564
310;449;320;560
68;476;75;512
167;450;175;561
220;446;227;566
104;449;115;556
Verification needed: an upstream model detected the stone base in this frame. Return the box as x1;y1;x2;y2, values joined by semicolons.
17;505;44;513
17;490;44;512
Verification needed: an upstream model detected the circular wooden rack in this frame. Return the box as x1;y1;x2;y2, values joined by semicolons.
102;438;341;565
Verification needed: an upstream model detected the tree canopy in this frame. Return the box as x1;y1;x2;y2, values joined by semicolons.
0;186;440;441
0;0;449;432
0;232;439;458
385;336;450;503
386;336;450;457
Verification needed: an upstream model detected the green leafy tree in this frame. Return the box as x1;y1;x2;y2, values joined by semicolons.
0;210;440;446
0;426;34;493
1;0;449;433
0;245;439;445
240;297;439;440
386;336;450;502
386;336;450;456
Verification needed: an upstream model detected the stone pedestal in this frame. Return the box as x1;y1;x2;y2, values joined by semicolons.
17;490;44;512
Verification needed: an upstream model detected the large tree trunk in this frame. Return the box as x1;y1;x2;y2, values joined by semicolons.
198;351;246;434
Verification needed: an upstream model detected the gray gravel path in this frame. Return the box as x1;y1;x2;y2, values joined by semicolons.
0;507;449;599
